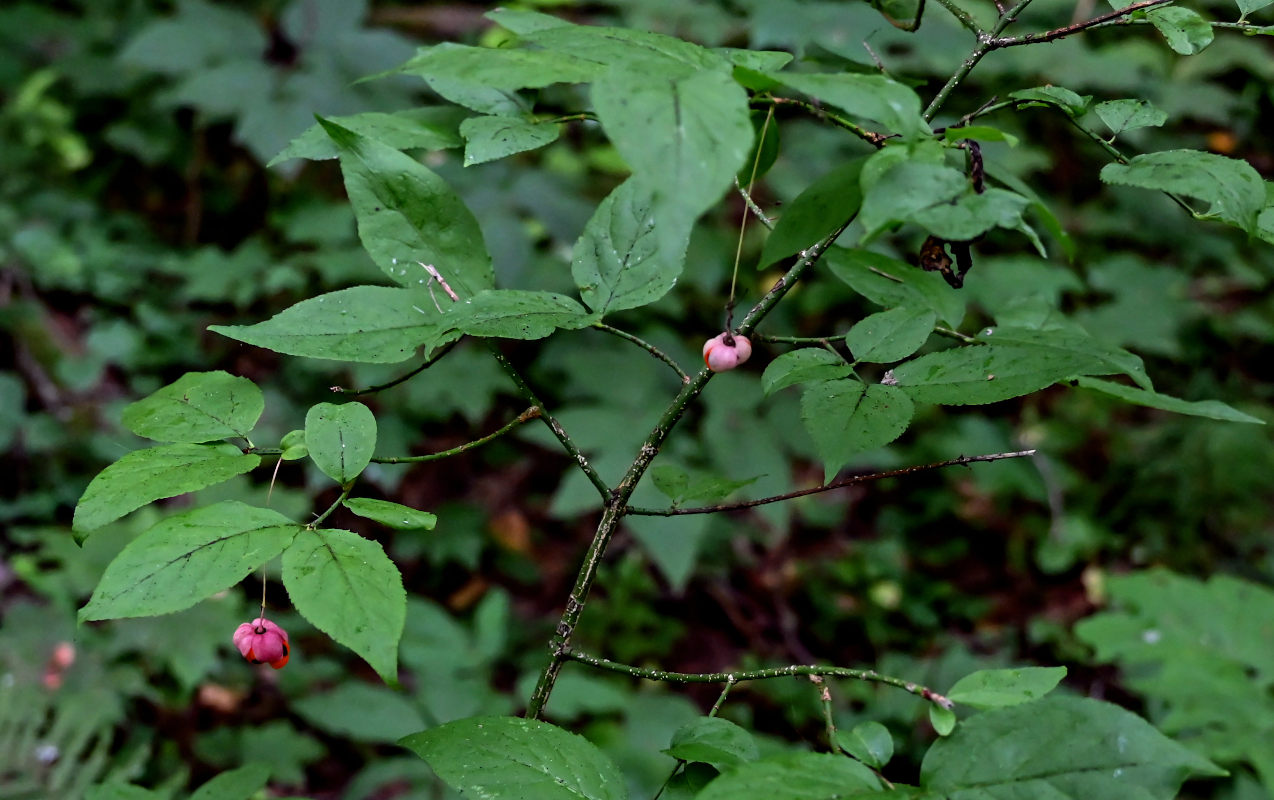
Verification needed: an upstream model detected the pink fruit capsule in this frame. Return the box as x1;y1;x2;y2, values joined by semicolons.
233;618;290;669
703;332;752;372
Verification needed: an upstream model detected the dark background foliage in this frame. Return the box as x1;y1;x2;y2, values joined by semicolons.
2;1;1271;798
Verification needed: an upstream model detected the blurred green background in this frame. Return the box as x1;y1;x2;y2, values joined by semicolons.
2;1;1272;798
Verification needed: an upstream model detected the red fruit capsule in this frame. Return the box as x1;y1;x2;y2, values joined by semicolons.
703;332;752;372
234;618;290;669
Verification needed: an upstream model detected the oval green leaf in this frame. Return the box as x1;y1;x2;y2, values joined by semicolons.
890;345;1115;405
801;380;914;481
758;158;866;269
947;666;1068;709
444;289;593;340
460;115;560;166
762;349;854;396
210;286;452;364
305;402;377;484
73;443;260;533
80;502;297;621
696;752;881;800
846;306;936;364
835;721;894;769
664;717;760;770
572;179;674;316
122;371;264;443
344;498;437;530
400;716;626;800
283;528;405;683
922;697;1225;796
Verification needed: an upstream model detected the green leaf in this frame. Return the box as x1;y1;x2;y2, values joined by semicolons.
269;109;463;166
460;115;561;166
1008;86;1091;116
847;307;937;364
650;464;762;505
836;721;894;769
696;752;881;800
592;65;752;266
283;528;406;683
761;349;853;396
1100;150;1265;233
121;371;264;443
445;289;592;339
486;7;573;34
344;498;438;530
74;444;260;532
921;696;1225;797
280;429;308;461
977;326;1151;391
759;158;866;269
801;380;914;480
1236;0;1274;19
778;73;930;139
80;502;296;621
572;179;679;315
715;48;794;72
319;117;494;299
400;716;627;800
651;464;691;501
827;248;965;328
858;161;968;240
1076;377;1264;423
305;402;377;484
1147;6;1214;55
294;683;426;743
947;667;1068;709
526;24;726;71
944;126;1019;146
210;286;451;364
910;188;1030;241
394;42;602;89
929;704;957;737
189;763;272;800
1092;99;1168;136
890;345;1116;405
665;717;759;770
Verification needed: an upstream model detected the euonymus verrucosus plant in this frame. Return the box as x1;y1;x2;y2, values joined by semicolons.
73;3;1271;798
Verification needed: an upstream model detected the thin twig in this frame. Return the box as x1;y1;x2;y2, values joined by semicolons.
308;485;353;528
734;178;775;230
592;323;690;384
525;221;856;720
765;96;889;148
923;0;1038;121
561;648;955;709
931;0;987;35
488;344;611;500
625;449;1038;516
935;325;977;343
756;334;844;345
988;0;1173;47
332;340;458;395
373;407;541;464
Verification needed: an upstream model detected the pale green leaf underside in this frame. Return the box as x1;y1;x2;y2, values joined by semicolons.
80;502;296;621
1077;377;1264;424
400;716;627;800
1100;149;1264;233
283;528;406;683
947;667;1068;709
344;497;438;530
74;444;260;532
122;370;264;443
270;109;463;166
